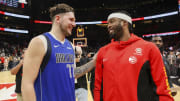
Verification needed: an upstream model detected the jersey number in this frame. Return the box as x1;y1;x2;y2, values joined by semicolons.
66;64;74;78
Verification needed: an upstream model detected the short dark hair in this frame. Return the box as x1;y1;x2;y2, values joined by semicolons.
49;3;74;21
151;36;162;41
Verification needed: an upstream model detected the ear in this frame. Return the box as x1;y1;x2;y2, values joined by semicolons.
121;21;124;26
122;21;128;27
55;15;61;23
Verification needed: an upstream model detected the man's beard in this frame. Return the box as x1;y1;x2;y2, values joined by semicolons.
60;23;71;37
109;23;123;41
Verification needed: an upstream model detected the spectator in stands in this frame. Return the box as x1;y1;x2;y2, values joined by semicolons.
8;56;14;70
0;59;3;71
168;51;176;66
11;49;26;101
176;52;180;81
3;56;9;71
152;36;177;96
75;46;89;101
0;54;5;69
168;51;177;76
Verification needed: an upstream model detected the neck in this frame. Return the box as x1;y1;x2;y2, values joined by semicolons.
49;23;65;41
119;29;131;41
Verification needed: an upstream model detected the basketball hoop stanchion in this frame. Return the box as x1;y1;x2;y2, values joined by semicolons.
73;38;87;47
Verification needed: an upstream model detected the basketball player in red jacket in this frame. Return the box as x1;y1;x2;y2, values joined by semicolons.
94;11;174;101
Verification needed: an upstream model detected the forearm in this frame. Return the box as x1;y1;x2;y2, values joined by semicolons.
74;59;95;79
10;63;22;75
22;83;36;101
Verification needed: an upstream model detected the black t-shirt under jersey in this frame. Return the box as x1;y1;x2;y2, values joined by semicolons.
14;61;23;93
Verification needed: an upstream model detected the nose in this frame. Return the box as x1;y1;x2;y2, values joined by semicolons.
107;23;111;29
156;41;161;45
72;21;76;27
155;42;160;46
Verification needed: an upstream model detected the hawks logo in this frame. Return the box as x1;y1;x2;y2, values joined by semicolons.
129;56;137;64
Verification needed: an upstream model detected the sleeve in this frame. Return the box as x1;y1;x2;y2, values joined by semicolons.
163;57;173;88
149;44;174;101
94;48;103;101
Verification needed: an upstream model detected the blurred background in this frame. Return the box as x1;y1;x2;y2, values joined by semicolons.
0;0;180;100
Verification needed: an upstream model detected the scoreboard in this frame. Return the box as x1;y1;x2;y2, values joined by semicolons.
0;0;27;8
0;0;18;7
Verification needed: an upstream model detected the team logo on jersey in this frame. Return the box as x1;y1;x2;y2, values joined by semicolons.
129;56;137;64
54;43;60;48
134;48;142;55
103;58;108;62
56;53;74;63
67;47;72;50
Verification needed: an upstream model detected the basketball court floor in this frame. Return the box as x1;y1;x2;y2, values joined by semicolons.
0;71;180;101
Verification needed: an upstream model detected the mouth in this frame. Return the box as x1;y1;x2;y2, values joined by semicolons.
67;26;73;32
108;29;114;34
68;26;73;31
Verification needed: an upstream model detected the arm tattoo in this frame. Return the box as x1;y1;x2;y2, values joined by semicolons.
74;59;95;79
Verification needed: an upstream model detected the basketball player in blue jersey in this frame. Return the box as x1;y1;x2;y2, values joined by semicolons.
22;3;96;101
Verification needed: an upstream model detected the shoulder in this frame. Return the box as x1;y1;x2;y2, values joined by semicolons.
99;43;112;51
97;43;112;58
66;39;73;46
37;35;46;42
37;35;47;52
136;39;157;50
144;40;158;50
30;36;44;46
27;36;46;56
141;40;161;56
65;39;74;49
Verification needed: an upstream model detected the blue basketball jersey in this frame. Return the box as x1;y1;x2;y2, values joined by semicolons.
34;32;75;101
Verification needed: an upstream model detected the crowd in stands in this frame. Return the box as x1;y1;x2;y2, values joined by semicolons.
146;35;180;79
0;35;180;85
0;41;27;71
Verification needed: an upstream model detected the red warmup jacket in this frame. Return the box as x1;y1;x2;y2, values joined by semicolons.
94;34;173;101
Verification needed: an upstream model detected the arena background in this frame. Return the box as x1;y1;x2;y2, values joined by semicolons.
0;0;180;101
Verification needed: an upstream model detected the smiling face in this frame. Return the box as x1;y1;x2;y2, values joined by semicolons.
49;3;75;36
58;12;76;36
107;17;124;40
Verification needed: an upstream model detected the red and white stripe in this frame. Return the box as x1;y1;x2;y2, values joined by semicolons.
0;83;16;101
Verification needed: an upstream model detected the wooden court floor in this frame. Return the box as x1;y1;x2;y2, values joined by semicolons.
0;71;180;101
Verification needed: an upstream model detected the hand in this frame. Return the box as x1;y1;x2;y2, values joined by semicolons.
20;60;24;64
92;52;98;61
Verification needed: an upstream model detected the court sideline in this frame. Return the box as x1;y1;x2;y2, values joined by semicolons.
0;71;180;101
